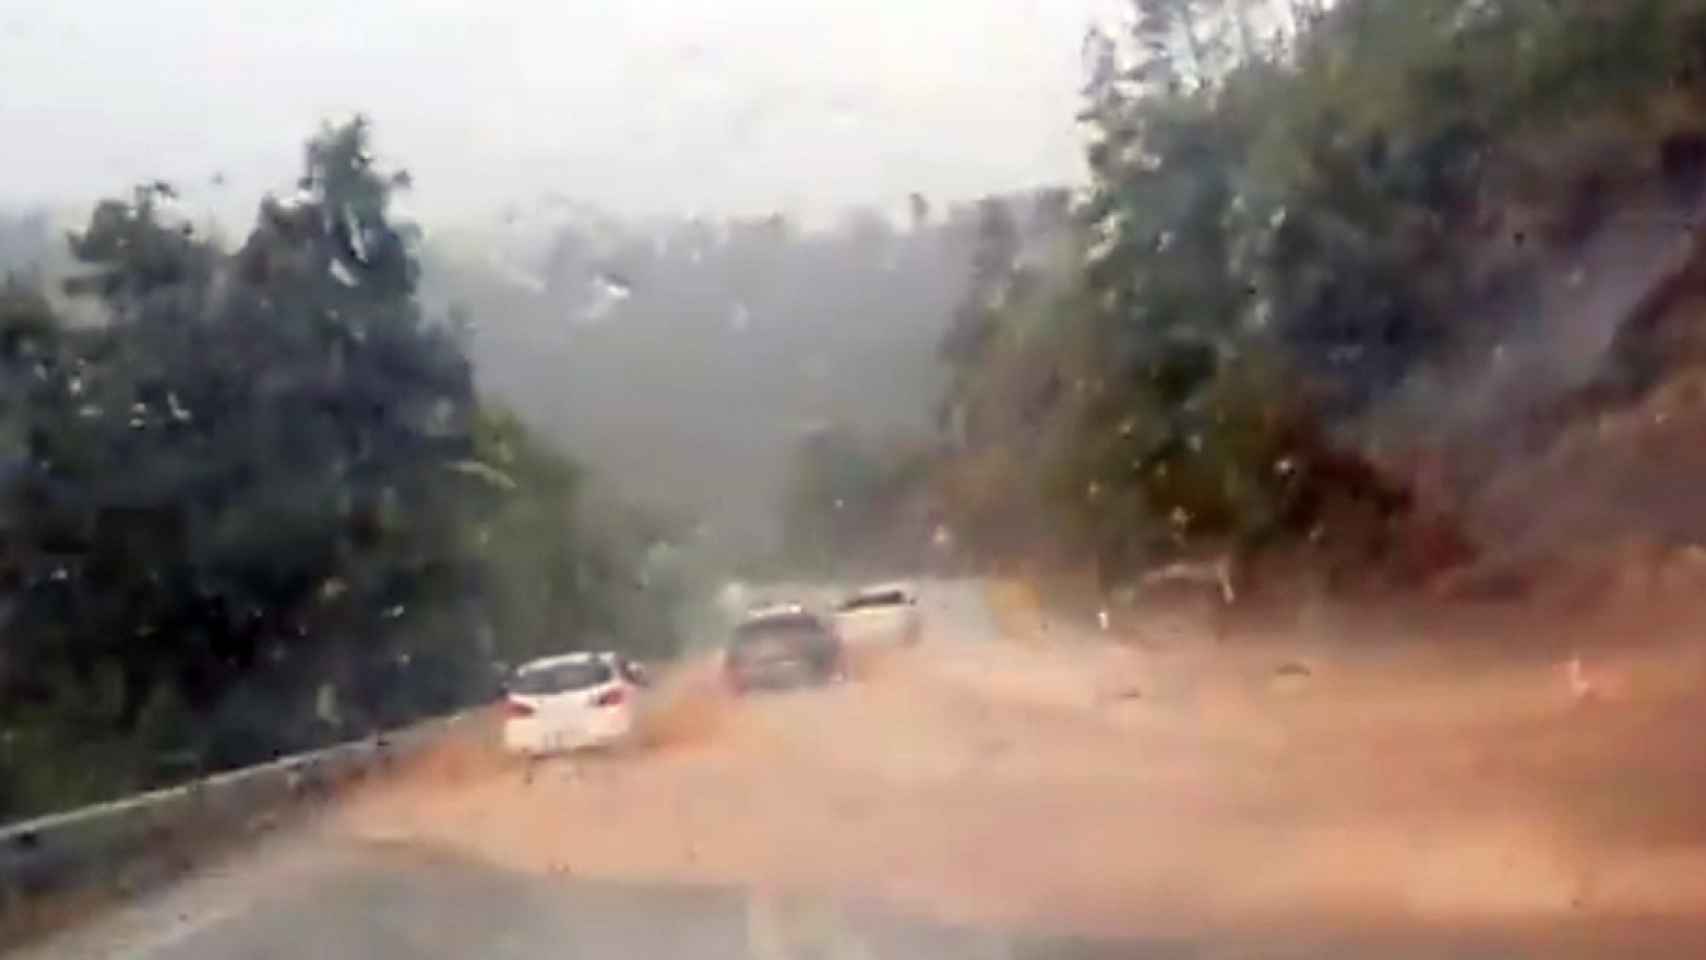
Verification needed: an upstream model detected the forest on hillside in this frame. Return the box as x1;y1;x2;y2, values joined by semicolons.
421;195;1024;563
793;0;1706;601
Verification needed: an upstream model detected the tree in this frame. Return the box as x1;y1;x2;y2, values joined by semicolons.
780;425;932;574
0;118;684;821
938;0;1706;591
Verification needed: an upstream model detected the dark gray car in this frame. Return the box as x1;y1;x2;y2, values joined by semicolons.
724;609;845;693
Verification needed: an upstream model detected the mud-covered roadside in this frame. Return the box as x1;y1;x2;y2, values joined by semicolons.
334;583;1706;948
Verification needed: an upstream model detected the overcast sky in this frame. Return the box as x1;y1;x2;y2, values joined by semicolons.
0;0;1124;228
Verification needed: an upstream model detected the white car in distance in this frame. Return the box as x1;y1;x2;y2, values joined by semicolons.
502;651;646;757
832;582;922;647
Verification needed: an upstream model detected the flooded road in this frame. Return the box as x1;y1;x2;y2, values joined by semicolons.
22;581;1706;957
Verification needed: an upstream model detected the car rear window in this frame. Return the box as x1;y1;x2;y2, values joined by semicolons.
733;615;828;651
838;590;910;612
510;660;613;695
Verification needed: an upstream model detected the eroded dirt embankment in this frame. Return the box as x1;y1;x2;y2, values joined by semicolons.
335;587;1706;942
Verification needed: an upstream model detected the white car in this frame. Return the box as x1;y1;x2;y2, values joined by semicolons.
501;651;646;757
832;582;922;647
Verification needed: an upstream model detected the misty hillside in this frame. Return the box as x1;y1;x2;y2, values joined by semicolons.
420;196;1065;558
0;212;55;282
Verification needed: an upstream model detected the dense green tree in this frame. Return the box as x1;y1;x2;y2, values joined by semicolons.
938;0;1706;591
0;120;682;821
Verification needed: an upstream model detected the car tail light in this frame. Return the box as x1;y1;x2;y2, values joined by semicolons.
593;687;626;708
504;699;535;719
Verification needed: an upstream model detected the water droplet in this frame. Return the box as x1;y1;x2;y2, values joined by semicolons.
343;204;369;264
575;272;634;325
77;404;103;419
595;272;632;300
1169;506;1192;527
328;259;359;288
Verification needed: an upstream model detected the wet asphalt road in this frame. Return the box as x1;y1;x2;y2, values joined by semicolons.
18;830;1180;960
27;831;1700;959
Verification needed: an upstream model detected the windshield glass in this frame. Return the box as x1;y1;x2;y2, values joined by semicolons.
8;2;1706;957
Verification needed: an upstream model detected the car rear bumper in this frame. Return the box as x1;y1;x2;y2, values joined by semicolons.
727;659;834;693
503;709;633;756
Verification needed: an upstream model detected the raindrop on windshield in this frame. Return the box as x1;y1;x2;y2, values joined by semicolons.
328;259;360;288
343;204;369;264
595;272;632;300
575;272;634;325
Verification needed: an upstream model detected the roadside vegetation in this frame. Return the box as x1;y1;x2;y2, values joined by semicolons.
794;0;1706;603
0;120;686;822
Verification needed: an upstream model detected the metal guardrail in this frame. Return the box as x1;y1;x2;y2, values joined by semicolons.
0;711;473;942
